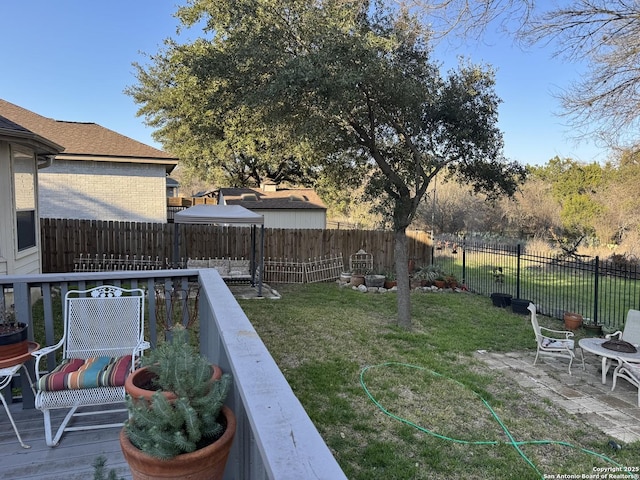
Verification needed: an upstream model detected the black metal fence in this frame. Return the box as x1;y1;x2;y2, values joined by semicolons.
433;242;640;331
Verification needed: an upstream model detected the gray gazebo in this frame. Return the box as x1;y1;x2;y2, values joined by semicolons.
173;204;265;296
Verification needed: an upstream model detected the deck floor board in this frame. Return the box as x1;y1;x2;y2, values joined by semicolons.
0;402;131;480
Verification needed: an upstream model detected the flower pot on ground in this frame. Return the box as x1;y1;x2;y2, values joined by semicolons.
383;271;397;289
511;298;532;315
582;323;603;336
563;312;583;330
581;318;603;336
365;274;385;288
122;324;234;480
350;274;365;287
445;275;458;289
490;293;512;308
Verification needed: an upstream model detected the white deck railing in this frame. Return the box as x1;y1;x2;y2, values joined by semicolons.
0;269;346;480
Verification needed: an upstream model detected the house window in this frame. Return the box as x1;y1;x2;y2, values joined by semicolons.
12;146;37;251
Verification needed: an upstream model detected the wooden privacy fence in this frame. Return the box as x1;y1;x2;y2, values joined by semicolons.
40;218;431;273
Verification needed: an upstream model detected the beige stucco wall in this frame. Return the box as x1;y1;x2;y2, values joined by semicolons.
38;160;167;222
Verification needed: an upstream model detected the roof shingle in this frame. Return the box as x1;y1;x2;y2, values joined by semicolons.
0;99;176;162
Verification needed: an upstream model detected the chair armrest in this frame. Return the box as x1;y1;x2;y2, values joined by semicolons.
605;331;623;340
539;326;574;339
31;340;64;381
618;356;640;367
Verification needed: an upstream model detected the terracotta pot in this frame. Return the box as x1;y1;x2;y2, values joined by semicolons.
564;312;583;330
0;323;28;362
120;405;236;480
125;365;223;402
434;280;446;289
384;280;397;289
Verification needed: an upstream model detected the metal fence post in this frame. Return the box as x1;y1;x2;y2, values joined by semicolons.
516;244;521;299
594;256;600;325
462;240;466;285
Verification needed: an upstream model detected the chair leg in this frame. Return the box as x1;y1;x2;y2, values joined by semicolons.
42;406;79;446
533;349;540;366
42;409;55;447
567;355;573;375
0;390;30;448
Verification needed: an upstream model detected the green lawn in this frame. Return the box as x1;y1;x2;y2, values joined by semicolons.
239;283;640;480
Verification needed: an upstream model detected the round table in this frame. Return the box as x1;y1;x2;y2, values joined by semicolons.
578;337;640;384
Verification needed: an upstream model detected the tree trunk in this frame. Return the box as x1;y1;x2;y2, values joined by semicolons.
394;228;412;330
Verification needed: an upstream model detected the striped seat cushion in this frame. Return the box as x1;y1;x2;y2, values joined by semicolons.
37;355;132;391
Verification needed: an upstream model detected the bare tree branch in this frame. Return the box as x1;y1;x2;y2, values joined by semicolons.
522;0;640;147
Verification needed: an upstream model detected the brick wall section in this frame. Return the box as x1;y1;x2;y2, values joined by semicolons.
38;160;167;222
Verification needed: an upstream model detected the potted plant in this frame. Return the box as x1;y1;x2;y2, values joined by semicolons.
444;274;458;289
383;270;397;289
434;276;447;289
582;317;603;336
121;324;235;480
414;265;444;287
0;305;29;363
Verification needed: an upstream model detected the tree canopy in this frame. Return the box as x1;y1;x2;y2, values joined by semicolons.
128;0;526;328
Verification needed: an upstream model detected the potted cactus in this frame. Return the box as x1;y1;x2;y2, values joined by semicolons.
121;324;235;480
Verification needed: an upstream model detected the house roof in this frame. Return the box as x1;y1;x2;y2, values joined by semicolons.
219;187;327;210
0;114;63;155
0;99;177;172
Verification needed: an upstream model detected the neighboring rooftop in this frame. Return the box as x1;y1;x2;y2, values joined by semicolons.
219;186;327;210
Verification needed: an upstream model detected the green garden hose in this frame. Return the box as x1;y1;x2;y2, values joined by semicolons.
360;362;638;480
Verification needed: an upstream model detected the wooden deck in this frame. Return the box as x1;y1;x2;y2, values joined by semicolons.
1;402;131;480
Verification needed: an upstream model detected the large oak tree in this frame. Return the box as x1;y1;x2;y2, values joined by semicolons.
128;0;525;328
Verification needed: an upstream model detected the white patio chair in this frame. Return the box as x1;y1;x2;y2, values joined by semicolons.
528;303;584;375
611;358;640;407
32;285;149;446
606;309;640;345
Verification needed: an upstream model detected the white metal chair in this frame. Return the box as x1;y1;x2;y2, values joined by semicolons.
599;309;640;377
528;303;584;375
606;309;640;345
32;285;149;446
612;358;640;407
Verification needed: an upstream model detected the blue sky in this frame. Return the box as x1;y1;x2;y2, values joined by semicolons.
0;1;611;167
